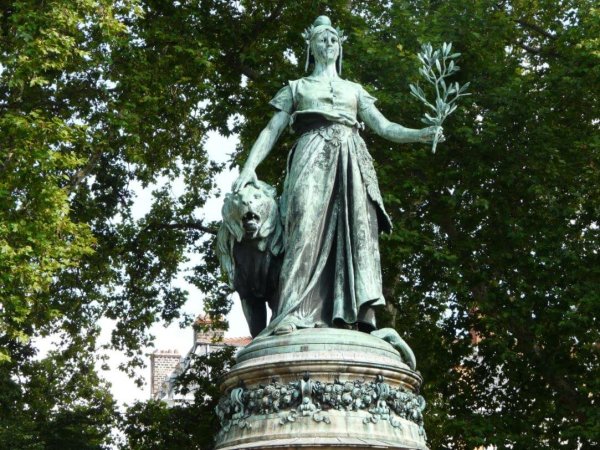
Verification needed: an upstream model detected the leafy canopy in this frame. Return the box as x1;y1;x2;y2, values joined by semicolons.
0;1;598;449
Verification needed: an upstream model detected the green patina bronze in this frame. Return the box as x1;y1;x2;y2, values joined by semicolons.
222;16;442;339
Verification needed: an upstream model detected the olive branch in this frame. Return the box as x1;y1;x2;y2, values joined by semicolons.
409;42;470;153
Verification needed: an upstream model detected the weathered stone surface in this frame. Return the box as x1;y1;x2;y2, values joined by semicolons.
215;329;428;450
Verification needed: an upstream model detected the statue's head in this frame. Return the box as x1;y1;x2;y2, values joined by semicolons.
302;16;347;74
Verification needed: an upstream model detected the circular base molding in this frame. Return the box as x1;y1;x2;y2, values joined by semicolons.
216;329;428;450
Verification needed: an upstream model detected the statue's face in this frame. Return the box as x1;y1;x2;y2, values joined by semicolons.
311;30;339;65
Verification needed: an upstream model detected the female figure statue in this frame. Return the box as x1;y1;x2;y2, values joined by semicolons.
232;16;441;336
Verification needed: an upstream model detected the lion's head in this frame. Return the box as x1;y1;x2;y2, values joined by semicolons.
216;181;283;287
222;182;279;242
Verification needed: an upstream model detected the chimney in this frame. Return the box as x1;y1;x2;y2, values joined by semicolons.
149;349;181;398
194;314;225;344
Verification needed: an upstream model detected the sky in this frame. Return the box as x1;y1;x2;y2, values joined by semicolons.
99;130;250;406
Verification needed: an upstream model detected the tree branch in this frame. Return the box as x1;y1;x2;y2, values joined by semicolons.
515;40;558;57
0;150;14;174
147;221;218;235
514;19;558;41
69;148;103;193
238;0;286;82
247;0;286;35
240;63;260;81
511;324;588;423
516;41;542;54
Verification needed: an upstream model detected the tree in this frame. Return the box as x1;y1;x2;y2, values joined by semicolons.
0;1;131;447
1;0;598;449
0;0;219;446
121;347;235;450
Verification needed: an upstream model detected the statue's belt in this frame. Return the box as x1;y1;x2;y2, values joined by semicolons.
293;114;359;136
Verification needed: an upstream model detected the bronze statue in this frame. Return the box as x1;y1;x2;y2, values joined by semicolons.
227;16;442;337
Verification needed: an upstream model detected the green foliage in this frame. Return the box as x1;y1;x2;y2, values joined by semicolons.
0;0;222;446
0;343;119;449
361;1;600;448
121;348;235;450
1;0;598;449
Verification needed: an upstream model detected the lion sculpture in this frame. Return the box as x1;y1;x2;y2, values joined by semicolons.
216;181;284;337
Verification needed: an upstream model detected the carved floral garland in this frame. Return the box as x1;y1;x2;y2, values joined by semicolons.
216;374;426;438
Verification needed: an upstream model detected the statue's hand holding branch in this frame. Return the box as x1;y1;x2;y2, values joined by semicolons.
418;125;445;144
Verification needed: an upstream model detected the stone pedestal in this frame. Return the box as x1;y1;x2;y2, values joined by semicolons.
215;329;428;450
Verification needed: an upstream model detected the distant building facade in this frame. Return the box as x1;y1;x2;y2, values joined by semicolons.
149;315;251;405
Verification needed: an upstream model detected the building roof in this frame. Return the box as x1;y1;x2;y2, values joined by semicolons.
222;336;252;347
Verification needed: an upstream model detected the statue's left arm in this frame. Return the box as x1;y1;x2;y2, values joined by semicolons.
359;103;442;144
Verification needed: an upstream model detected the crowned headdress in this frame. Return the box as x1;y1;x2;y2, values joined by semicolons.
302;16;348;74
